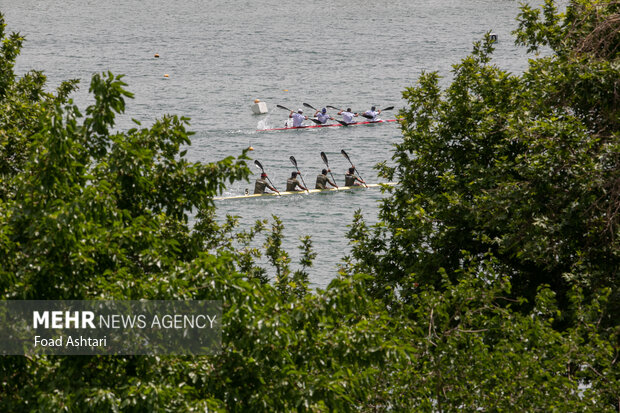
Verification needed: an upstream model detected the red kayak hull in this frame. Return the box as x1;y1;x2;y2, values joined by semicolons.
257;119;398;132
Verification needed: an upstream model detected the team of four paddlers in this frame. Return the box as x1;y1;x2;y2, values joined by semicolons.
279;103;394;128
253;151;367;195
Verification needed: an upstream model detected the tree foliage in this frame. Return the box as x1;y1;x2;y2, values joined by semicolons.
348;0;619;318
345;0;619;409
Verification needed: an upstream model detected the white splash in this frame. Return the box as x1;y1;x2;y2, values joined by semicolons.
256;115;272;130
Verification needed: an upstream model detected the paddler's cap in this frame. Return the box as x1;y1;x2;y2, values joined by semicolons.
261;172;267;178
298;109;303;113
371;106;376;111
321;108;326;114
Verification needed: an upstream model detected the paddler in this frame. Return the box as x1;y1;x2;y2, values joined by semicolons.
315;169;337;189
286;171;308;192
289;109;308;127
254;172;277;194
314;108;334;124
337;107;358;124
345;166;365;187
362;106;381;121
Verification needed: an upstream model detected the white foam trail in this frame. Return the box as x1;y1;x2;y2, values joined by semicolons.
256;115;272;130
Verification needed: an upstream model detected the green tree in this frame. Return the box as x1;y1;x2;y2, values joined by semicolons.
0;14;78;201
344;0;619;409
348;0;619;321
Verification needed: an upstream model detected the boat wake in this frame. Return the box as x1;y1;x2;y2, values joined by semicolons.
257;115;296;130
256;115;274;130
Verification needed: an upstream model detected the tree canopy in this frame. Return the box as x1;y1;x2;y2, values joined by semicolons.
348;0;619;320
346;0;619;407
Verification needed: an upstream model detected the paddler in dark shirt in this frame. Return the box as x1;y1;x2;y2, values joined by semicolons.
286;171;307;192
345;166;365;187
254;172;277;194
315;169;337;189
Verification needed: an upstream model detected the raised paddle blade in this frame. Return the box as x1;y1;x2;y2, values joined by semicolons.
276;104;291;111
303;102;317;111
341;149;351;162
290;156;308;192
381;106;394;111
255;161;280;193
321;152;338;188
320;151;329;166
327;105;340;111
341;150;368;188
289;155;299;168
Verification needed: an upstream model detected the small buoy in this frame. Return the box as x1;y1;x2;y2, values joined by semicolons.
254;98;260;103
490;33;498;42
283;89;288;92
248;146;254;151
163;74;169;78
154;53;160;58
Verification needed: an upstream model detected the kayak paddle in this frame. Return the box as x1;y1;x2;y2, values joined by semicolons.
340;149;368;188
279;104;314;126
254;160;280;195
305;103;338;125
360;106;395;119
328;106;359;125
289;156;310;193
320;151;339;188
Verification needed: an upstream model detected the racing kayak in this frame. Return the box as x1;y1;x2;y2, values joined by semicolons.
257;119;398;132
215;182;396;200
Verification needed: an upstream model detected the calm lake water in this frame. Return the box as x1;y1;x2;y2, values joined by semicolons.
5;0;548;287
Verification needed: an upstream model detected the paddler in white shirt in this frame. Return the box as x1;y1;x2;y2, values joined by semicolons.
362;106;381;121
289;109;308;127
314;107;334;124
337;107;358;124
